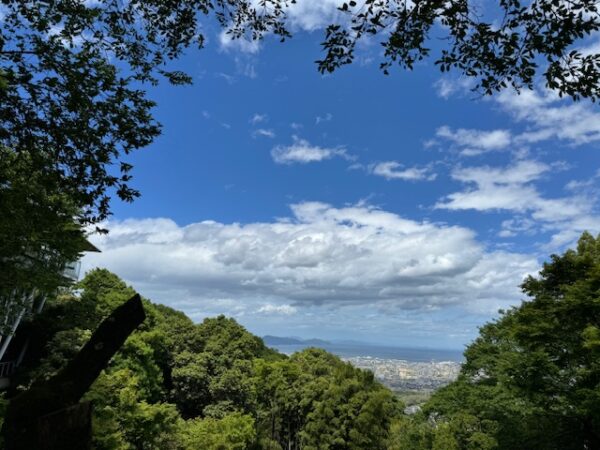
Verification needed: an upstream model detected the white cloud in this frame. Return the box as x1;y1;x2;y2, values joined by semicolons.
316;113;333;125
371;161;437;181
253;128;276;138
450;159;550;186
496;89;600;146
434;80;600;147
436;126;512;156
216;72;236;84
434;77;475;99
271;136;349;164
257;303;297;315
436;160;600;248
250;113;267;124
498;217;537;238
83;202;538;318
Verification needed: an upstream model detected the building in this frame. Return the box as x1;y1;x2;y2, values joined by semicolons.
0;241;99;389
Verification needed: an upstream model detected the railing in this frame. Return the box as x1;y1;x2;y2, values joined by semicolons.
0;360;16;378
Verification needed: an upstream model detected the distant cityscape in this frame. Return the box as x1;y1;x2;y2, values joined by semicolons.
265;335;463;392
343;356;461;391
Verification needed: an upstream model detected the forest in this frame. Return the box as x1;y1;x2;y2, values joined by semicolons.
1;232;599;449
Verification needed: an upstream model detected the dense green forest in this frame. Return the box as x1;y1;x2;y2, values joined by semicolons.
0;269;399;449
2;232;599;449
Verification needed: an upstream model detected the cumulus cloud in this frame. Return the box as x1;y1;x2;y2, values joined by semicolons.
271;136;349;164
496;89;600;146
436;160;600;249
436;126;512;156
371;161;437;181
82;202;538;319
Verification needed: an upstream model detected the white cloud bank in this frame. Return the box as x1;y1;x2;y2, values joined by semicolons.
83;202;538;319
436;160;600;249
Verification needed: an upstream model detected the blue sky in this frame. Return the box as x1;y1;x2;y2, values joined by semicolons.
83;6;600;350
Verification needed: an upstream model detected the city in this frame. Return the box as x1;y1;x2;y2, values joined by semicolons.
344;356;461;391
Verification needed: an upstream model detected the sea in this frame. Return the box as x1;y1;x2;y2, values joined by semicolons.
269;342;464;363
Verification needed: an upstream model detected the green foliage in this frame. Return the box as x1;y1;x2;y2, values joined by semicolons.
8;234;600;449
171;315;278;418
0;147;90;331
85;368;180;450
180;412;256;450
319;0;600;101
0;1;291;309
0;1;290;227
402;232;600;449
8;233;600;449
7;268;399;449
254;348;400;450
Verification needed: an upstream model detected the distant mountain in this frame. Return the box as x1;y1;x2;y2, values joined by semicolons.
263;335;332;346
263;335;303;345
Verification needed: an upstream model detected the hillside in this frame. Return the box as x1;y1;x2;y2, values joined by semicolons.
1;269;400;449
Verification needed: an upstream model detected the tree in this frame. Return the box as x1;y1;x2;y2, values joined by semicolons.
0;147;90;336
421;232;600;449
0;1;292;315
4;269;408;448
179;412;256;450
253;348;400;450
319;0;600;101
0;0;290;226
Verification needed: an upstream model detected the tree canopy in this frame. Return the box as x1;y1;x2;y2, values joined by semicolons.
319;0;600;101
0;0;290;226
0;0;289;317
387;232;600;449
4;268;400;449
